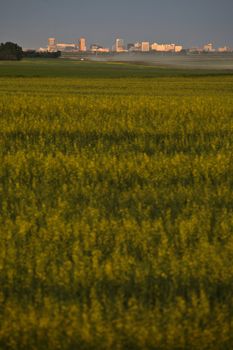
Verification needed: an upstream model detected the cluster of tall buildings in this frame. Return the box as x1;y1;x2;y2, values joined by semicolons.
46;37;183;53
115;39;183;53
189;42;232;53
47;37;87;52
44;37;232;54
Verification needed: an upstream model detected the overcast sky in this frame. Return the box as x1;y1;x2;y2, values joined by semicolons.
1;0;233;49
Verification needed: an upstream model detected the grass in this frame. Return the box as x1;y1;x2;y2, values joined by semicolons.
0;59;233;349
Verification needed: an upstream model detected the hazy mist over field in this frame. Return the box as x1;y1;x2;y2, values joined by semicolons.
89;52;233;70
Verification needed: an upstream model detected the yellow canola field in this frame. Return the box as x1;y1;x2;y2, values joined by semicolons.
0;76;233;349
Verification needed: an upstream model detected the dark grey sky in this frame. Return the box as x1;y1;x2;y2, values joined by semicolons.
1;0;233;49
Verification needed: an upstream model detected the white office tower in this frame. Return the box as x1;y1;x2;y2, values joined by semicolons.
115;38;124;52
79;38;87;52
203;43;214;52
48;38;57;52
141;42;150;52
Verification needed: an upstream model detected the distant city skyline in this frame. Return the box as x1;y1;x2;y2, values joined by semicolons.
1;0;233;49
45;36;232;54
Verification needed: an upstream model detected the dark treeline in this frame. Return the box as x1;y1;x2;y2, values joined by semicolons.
0;42;61;60
0;42;23;60
23;50;61;58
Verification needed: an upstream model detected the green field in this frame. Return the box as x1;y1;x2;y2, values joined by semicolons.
0;59;233;349
1;58;233;78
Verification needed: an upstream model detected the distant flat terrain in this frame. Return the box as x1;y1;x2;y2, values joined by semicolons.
0;57;233;79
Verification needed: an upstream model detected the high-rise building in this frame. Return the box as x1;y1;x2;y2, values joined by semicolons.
48;37;56;46
203;43;214;52
79;38;87;52
115;38;124;52
141;42;150;52
48;38;57;52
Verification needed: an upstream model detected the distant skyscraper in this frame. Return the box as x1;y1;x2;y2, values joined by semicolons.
141;42;150;52
79;38;87;52
115;38;124;52
48;37;57;52
48;37;56;46
203;43;214;52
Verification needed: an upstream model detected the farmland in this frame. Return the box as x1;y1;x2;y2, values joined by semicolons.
0;59;233;349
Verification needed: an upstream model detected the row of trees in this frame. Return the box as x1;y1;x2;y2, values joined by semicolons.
0;42;61;60
23;50;61;58
0;42;23;60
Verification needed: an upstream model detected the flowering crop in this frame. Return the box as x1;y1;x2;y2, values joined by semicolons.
0;68;233;349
